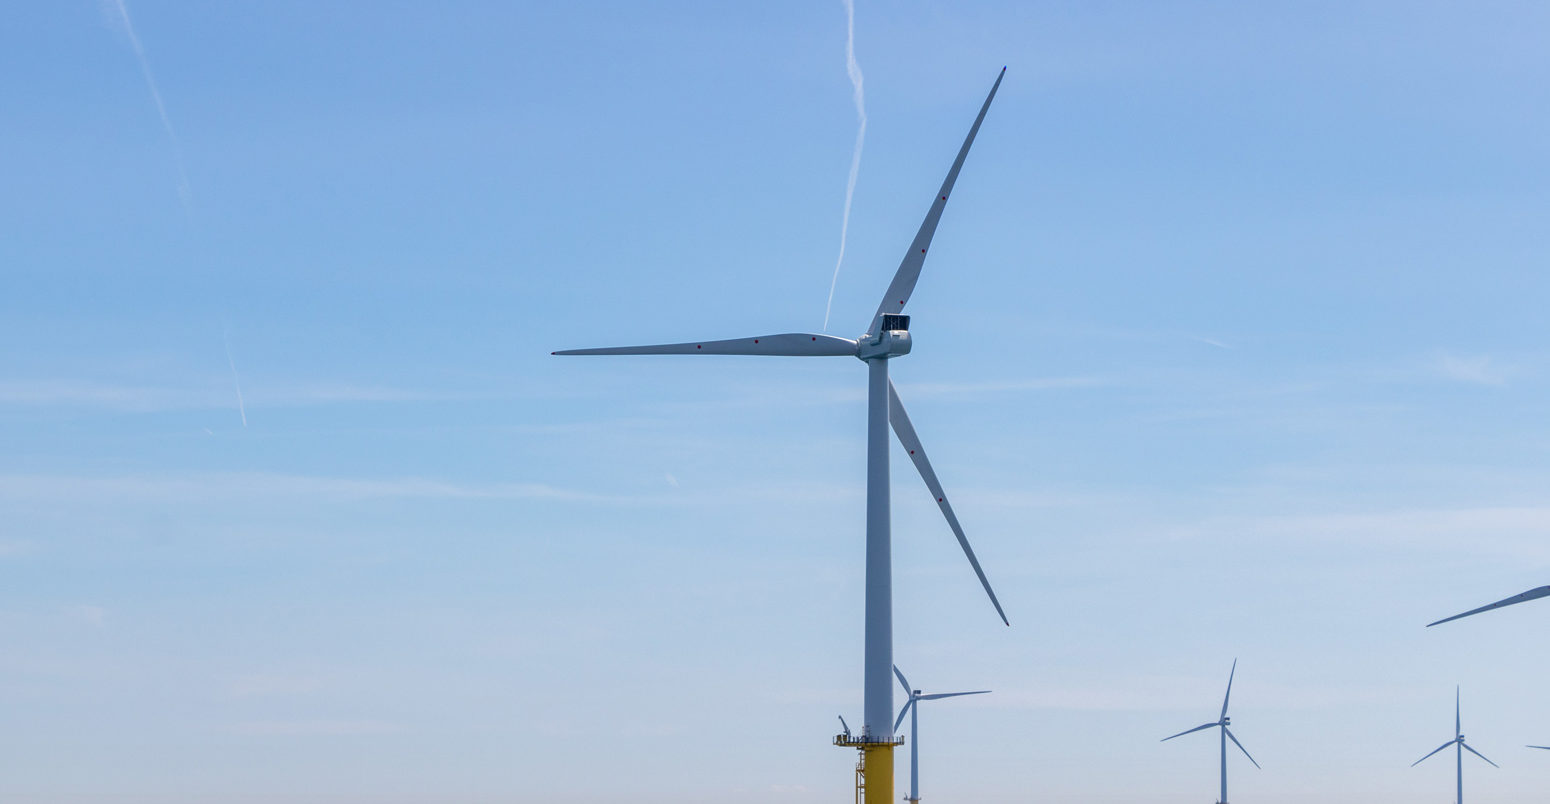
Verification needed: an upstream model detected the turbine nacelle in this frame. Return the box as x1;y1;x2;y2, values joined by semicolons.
856;314;912;361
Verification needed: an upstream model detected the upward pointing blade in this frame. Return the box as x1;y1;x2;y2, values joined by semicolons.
553;333;858;357
866;68;1006;337
1428;585;1550;627
1221;659;1237;720
887;380;1008;625
893;665;913;696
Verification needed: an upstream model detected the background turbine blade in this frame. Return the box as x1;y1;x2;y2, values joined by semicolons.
1529;745;1550;750
1221;658;1237;720
887;380;1009;625
893;698;915;733
1463;742;1499;768
919;690;991;701
865;68;1005;336
1427;585;1550;627
553;333;858;357
1225;727;1260;769
1161;722;1219;742
893;665;912;695
1412;741;1455;767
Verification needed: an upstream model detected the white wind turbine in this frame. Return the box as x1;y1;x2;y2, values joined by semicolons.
892;665;988;804
1412;687;1497;804
554;69;1010;800
1161;660;1259;804
1428;585;1550;627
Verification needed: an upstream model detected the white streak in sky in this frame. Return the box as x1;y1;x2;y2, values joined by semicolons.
222;325;247;427
106;0;191;205
823;0;866;332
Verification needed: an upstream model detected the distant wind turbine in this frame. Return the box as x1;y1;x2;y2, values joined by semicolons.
1412;687;1497;804
1162;659;1259;804
893;665;988;804
1427;585;1550;627
1529;745;1550;751
554;68;1010;804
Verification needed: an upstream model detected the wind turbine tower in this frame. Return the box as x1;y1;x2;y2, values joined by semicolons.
1412;687;1497;804
1161;660;1259;804
554;70;1010;803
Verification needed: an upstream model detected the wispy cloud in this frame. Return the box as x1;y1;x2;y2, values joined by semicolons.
0;472;622;505
103;0;191;205
228;719;405;736
823;0;866;331
222;324;247;427
0;379;466;412
1433;352;1515;387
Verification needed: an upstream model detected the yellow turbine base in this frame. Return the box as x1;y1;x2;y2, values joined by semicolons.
859;743;893;804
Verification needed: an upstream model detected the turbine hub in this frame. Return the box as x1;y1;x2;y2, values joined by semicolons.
856;315;912;361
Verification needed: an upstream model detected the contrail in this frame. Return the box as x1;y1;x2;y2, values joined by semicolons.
105;0;191;205
823;0;866;332
222;324;247;427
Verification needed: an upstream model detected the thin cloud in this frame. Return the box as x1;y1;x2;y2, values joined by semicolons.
823;0;866;331
223;324;248;427
229;719;405;736
1433;352;1514;387
104;0;191;205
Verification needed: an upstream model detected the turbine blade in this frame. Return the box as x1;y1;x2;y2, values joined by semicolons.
1463;742;1499;768
919;690;991;701
888;380;1008;625
1161;722;1219;742
1221;659;1237;720
553;333;858;357
865;68;1005;336
1427;585;1550;627
894;698;915;733
1456;686;1461;738
1529;745;1550;750
894;665;912;696
1412;741;1455;767
1225;727;1260;769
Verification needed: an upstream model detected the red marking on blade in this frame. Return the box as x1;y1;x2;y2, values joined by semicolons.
920;249;926;253
754;339;759;343
898;301;905;305
696;345;702;349
811;337;816;340
941;196;947;200
937;497;943;502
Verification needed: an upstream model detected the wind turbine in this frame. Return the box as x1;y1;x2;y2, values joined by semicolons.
554;69;1009;803
1161;660;1259;804
1412;687;1497;804
1529;745;1550;751
893;665;989;804
1428;585;1550;627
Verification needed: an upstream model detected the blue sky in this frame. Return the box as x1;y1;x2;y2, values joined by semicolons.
4;1;1550;801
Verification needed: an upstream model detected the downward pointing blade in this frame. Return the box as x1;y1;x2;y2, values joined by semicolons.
1225;727;1260;769
894;698;915;733
553;333;858;357
866;68;1006;337
919;690;990;701
1413;740;1456;766
887;380;1008;625
1428;585;1550;627
1463;742;1499;768
1161;722;1220;742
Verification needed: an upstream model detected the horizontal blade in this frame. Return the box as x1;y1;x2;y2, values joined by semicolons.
1225;727;1260;769
866;67;1005;336
893;698;915;733
554;333;858;357
888;380;1008;625
1412;740;1455;767
1162;722;1219;742
1427;585;1550;627
1529;745;1550;750
919;690;990;701
1463;741;1499;768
